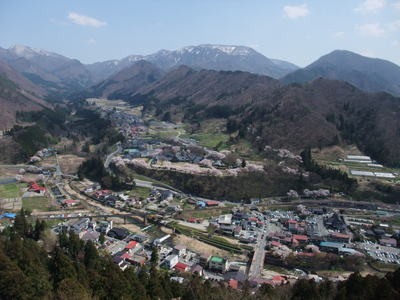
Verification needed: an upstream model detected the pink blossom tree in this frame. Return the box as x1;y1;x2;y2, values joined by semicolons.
19;169;26;175
30;156;41;163
305;245;320;253
287;190;299;199
272;245;293;260
15;174;25;182
36;150;43;157
37;174;45;182
199;159;212;168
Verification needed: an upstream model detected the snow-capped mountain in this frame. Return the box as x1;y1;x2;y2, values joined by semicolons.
85;44;300;79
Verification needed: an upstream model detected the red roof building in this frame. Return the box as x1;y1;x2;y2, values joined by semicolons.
188;218;196;223
270;241;281;247
125;241;139;250
173;262;189;272
206;201;219;206
292;234;308;243
272;275;288;285
229;279;238;289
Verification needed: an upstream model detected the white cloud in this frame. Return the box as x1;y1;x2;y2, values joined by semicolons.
387;20;400;31
392;40;399;45
283;3;309;19
68;12;106;27
355;23;386;37
354;0;386;13
391;2;400;12
49;18;56;23
86;38;96;43
334;31;344;37
361;51;375;57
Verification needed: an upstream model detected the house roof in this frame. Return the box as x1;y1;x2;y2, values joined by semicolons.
174;262;189;272
188;218;196;222
288;220;297;224
271;241;281;247
331;233;351;239
233;226;242;233
224;271;249;283
297;253;315;257
200;253;210;259
189;264;203;274
210;256;224;263
292;234;308;241
207;201;219;206
82;231;100;241
229;279;238;289
272;275;287;283
174;244;186;251
125;241;138;249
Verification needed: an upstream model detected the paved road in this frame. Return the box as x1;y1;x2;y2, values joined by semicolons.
104;142;122;168
249;219;270;277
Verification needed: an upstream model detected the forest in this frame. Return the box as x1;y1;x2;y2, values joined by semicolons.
1;209;400;300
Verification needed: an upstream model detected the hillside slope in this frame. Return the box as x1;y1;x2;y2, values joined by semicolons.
280;50;400;96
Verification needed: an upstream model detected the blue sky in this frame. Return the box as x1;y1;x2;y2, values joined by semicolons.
1;0;399;67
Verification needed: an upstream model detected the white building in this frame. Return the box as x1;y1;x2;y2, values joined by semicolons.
173;244;186;257
164;254;179;269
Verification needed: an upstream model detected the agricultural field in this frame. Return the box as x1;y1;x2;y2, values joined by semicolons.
129;187;152;200
22;196;55;211
0;183;25;198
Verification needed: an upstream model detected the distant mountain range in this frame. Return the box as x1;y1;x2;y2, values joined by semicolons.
1;44;400;97
1;44;400;165
85;44;299;79
280;50;400;97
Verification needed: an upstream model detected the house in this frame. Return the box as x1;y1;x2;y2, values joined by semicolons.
71;218;89;234
189;264;204;276
257;221;264;228
199;253;211;266
380;238;397;247
219;225;236;235
174;262;189;272
99;220;113;234
329;232;351;243
233;226;242;237
198;201;206;209
209;256;228;272
218;214;232;226
188;218;196;223
250;198;260;205
130;234;149;243
111;256;128;271
127;254;147;266
292;234;308;244
325;214;347;231
319;241;344;254
311;208;324;215
166;205;179;212
62;199;80;207
212;160;225;168
115;251;131;260
161;190;174;200
125;241;139;252
107;228;130;240
164;254;179;269
206;201;219;207
270;241;281;247
82;231;100;243
228;279;238;290
272;275;288;285
288;220;298;231
35;187;46;195
173;245;186;257
84;186;93;193
249;218;258;227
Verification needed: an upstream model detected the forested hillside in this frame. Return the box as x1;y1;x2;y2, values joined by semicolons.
1;210;400;300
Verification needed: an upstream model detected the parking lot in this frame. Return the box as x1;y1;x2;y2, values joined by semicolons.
360;241;400;265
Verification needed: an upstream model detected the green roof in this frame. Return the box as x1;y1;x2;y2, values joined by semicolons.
210;256;223;263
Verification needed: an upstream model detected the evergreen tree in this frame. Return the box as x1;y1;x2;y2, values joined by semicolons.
50;247;77;288
150;246;159;265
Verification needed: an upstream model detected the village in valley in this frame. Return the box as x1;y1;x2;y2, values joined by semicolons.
1;98;400;293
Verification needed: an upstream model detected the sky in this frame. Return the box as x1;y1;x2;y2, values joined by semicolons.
1;0;399;67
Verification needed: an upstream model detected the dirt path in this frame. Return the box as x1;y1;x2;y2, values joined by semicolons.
161;227;248;262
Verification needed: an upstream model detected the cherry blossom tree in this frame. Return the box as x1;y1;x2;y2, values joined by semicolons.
160;200;170;207
227;169;240;177
209;168;223;177
199;159;212;168
15;174;25;182
350;251;365;258
19;169;26;175
297;204;311;216
128;159;150;169
305;245;320;253
205;150;226;160
272;245;293;260
37;174;45;182
303;189;330;198
287;190;299;199
30;156;41;163
36;150;43;157
27;166;37;173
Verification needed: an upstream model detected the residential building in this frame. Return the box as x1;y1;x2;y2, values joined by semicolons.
218;214;233;226
189;264;204;276
173;244;186;257
107;228;130;240
81;231;100;243
164;254;179;269
380;238;397;247
130;233;149;243
233;226;242;237
71;218;89;234
161;190;174;200
206;201;219;207
174;262;189;272
250;198;260;205
99;220;113;234
288;220;298;231
127;254;147;266
199;253;211;267
209;256;228;272
329;232;351;243
166;205;179;212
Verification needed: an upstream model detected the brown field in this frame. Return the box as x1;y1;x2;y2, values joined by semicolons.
58;155;86;174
